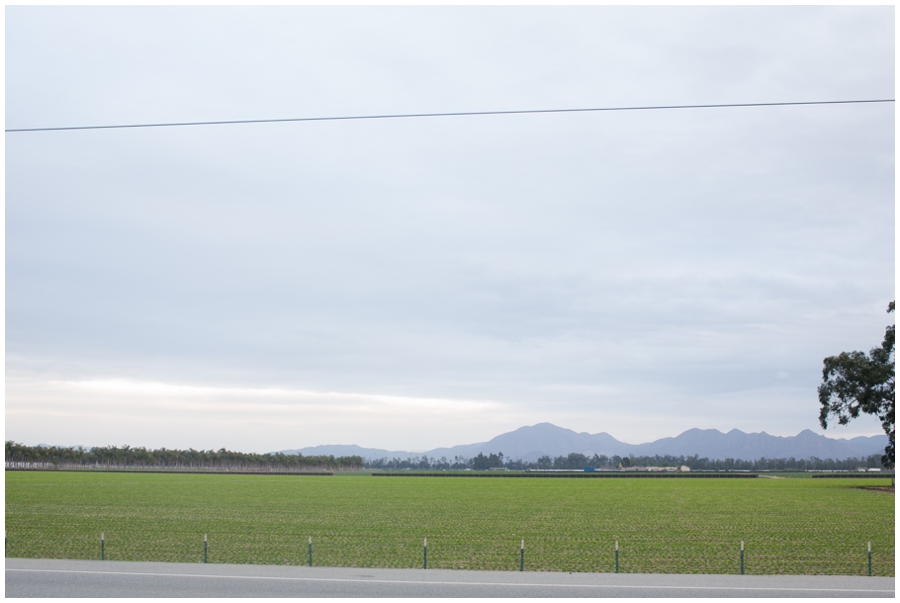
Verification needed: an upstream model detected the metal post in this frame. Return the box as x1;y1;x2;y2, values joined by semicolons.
204;534;208;564
520;539;524;572
424;538;427;569
740;541;744;575
101;532;105;561
868;542;872;577
309;537;313;567
615;540;619;573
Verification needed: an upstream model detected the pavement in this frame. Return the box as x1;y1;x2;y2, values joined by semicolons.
5;558;895;598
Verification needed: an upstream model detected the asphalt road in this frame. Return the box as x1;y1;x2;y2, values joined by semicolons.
6;558;895;598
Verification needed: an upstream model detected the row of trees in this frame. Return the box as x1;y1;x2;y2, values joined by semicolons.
364;451;885;472
365;452;882;471
5;441;884;473
4;442;363;472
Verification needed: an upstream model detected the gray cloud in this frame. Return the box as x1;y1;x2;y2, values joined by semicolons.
6;6;894;450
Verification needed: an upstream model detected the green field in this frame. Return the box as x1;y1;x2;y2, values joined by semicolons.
5;472;894;576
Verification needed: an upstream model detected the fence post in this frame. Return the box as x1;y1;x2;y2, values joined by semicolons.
204;534;208;564
868;542;872;577
740;541;744;575
424;538;427;569
101;532;105;561
520;539;524;572
309;537;313;567
615;540;619;573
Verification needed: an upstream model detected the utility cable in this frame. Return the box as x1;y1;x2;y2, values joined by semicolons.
5;98;893;133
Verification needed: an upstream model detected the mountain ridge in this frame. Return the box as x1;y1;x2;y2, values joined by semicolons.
282;423;888;462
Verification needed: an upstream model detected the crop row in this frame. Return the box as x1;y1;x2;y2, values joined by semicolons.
6;472;893;576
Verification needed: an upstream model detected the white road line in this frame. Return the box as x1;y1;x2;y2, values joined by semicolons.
6;568;894;593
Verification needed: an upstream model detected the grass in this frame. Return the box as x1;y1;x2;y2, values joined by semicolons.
5;471;894;576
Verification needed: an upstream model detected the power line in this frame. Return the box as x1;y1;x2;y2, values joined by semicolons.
5;98;893;133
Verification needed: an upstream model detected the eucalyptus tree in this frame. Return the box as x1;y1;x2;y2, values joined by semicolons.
819;301;895;468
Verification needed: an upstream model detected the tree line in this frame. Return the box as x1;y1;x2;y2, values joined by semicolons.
6;441;885;473
4;442;363;472
365;451;886;472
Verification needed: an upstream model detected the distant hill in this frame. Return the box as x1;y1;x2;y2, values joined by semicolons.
283;423;889;462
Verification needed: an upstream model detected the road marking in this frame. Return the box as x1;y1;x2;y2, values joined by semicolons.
6;568;894;593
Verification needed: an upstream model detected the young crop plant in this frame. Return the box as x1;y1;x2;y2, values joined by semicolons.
5;472;894;576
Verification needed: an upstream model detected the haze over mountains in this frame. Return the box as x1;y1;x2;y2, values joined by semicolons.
284;423;888;463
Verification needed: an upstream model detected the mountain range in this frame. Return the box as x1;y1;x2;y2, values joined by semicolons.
283;423;889;463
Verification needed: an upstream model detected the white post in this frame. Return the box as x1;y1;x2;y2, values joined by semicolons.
868;541;872;576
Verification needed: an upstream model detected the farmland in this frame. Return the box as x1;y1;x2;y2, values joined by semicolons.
5;472;894;576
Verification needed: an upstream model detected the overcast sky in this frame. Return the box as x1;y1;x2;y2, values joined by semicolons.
6;6;895;453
